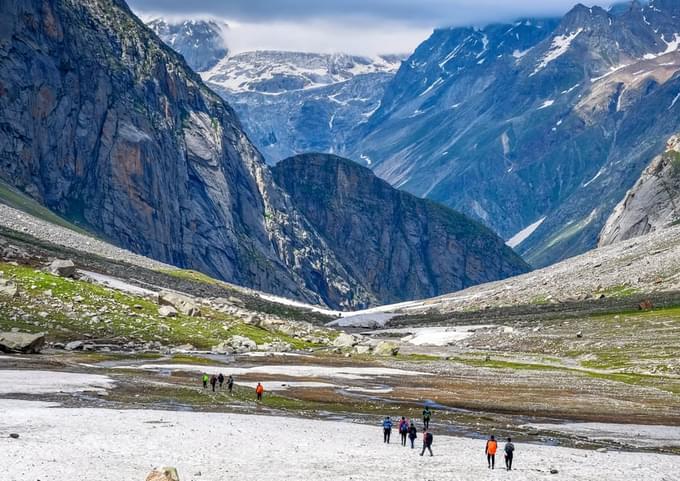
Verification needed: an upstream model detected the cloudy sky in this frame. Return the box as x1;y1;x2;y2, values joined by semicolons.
131;0;602;56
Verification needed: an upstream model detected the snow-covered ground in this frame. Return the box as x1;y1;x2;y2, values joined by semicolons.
0;370;114;395
2;399;678;481
366;325;496;346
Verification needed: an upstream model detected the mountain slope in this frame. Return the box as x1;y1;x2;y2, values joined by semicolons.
0;0;374;309
349;1;680;267
272;154;529;304
147;18;228;72
599;134;680;245
202;51;401;163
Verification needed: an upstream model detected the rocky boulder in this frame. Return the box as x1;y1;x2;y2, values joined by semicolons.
158;305;178;318
159;291;201;317
146;467;180;481
332;333;362;348
47;259;76;278
213;335;257;354
0;279;18;298
0;331;45;353
373;341;399;357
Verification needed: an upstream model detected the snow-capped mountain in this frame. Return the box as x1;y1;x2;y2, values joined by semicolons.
202;51;402;162
147;18;228;71
348;0;680;267
201;51;401;94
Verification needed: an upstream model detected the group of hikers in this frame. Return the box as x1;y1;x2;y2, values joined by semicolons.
201;373;266;401
382;407;516;471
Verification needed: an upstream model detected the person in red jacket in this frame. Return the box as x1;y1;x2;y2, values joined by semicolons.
486;435;498;469
255;382;264;401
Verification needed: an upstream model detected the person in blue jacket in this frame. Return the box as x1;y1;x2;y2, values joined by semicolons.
382;416;393;443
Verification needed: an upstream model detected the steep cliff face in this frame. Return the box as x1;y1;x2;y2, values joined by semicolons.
272;154;529;304
599;135;680;246
0;0;373;309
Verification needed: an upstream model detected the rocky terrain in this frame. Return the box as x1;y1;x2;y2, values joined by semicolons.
599;133;680;245
273;154;528;303
346;1;680;267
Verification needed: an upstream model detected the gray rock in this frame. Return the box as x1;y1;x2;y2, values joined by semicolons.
47;259;76;278
0;281;18;298
64;340;84;351
158;306;178;318
0;332;45;354
373;341;399;357
159;291;201;317
9;433;19;439
145;467;180;481
332;333;361;348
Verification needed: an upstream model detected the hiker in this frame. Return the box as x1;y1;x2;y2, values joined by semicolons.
217;373;225;389
420;429;433;456
504;437;515;471
485;435;498;469
422;406;432;430
398;416;409;446
202;373;209;389
382;416;393;443
227;375;234;394
210;374;217;392
408;421;418;449
256;382;264;401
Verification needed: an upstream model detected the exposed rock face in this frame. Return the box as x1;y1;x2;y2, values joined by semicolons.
348;1;680;267
600;135;680;245
47;259;76;278
0;332;45;354
273;154;529;304
0;0;373;309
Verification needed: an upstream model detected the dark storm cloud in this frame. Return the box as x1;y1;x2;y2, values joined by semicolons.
129;0;595;27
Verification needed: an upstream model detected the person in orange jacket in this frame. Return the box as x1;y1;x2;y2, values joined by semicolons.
255;382;264;401
485;435;498;469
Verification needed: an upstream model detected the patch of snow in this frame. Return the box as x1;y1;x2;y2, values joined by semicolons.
360;154;373;166
643;33;680;60
512;48;530;59
506;217;546;248
583;167;606;187
369;325;496;347
669;92;680;110
561;84;580;94
419;77;444;97
0;370;114;395
590;64;629;82
531;29;583;76
79;271;155;297
537;99;555;110
236;381;336;391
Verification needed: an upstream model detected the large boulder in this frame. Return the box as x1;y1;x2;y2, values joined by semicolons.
159;291;201;317
48;259;76;278
146;467;180;481
158;306;178;318
0;332;45;354
332;333;362;348
373;341;399;357
226;335;257;353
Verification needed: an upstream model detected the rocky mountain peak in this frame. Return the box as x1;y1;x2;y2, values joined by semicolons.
147;17;228;71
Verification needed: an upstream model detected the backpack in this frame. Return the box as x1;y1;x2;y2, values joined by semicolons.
425;433;433;445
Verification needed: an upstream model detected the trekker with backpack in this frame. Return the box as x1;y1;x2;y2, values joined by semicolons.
227;375;234;394
382;416;393;443
210;374;217;392
217;373;225;389
422;406;432;430
398;417;409;446
256;382;264;401
420;429;433;456
504;437;515;471
202;373;209;389
408;421;418;449
486;435;498;469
